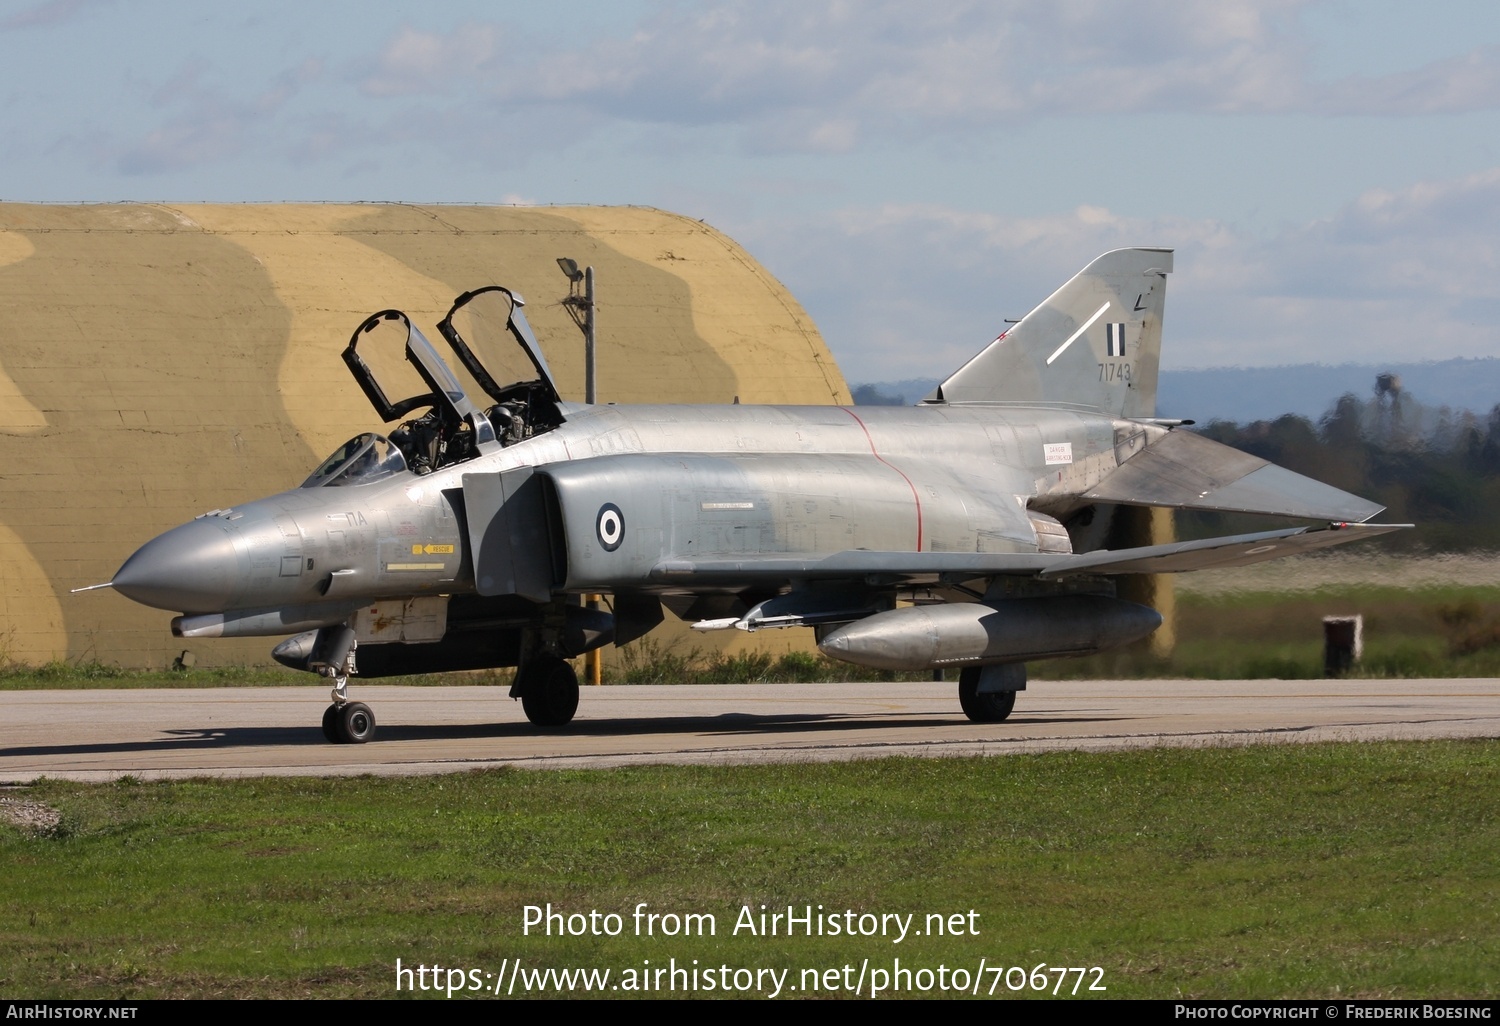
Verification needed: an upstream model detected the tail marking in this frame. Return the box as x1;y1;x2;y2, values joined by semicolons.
1046;302;1112;365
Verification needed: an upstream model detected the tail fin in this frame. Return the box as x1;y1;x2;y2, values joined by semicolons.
927;247;1172;418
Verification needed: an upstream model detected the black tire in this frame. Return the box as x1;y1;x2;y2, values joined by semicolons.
321;704;343;744
519;656;580;727
339;701;377;744
958;666;1018;723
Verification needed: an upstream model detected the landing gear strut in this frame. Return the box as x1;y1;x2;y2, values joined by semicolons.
958;663;1025;723
516;654;580;727
310;624;375;744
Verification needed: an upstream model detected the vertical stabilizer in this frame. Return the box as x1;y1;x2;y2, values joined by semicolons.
928;248;1172;418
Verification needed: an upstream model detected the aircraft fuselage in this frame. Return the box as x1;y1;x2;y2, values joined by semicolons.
112;400;1136;638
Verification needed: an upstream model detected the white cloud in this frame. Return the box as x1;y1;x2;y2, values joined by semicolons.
116;58;323;175
1320;45;1500;116
86;3;1500;180
737;167;1500;381
358;23;501;97
0;0;111;32
342;1;1500;156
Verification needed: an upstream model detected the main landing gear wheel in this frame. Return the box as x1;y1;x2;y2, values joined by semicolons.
322;701;377;744
519;655;580;728
958;667;1019;723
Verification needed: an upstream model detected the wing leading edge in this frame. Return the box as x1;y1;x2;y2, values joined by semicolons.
651;522;1410;585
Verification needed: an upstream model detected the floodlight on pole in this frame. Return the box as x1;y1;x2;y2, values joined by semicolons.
556;257;596;405
556;257;583;283
558;256;602;686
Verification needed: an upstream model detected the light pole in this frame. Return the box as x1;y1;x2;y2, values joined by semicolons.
558;257;602;686
556;257;596;405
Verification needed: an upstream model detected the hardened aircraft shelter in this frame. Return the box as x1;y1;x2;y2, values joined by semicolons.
0;203;850;669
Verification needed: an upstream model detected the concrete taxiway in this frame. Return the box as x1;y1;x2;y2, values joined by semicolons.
0;678;1494;780
1;679;1496;782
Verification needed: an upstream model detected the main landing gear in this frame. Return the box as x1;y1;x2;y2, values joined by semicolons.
958;663;1025;723
514;653;580;727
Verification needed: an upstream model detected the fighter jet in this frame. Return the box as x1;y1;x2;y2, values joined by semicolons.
88;248;1406;743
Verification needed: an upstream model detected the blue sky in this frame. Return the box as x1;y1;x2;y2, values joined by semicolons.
5;0;1500;383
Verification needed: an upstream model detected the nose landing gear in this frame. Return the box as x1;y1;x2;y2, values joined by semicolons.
322;698;377;744
311;624;376;744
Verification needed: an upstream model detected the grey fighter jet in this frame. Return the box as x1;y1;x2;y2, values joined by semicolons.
92;249;1406;743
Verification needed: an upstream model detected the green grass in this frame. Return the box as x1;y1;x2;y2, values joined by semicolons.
612;638;915;685
1038;583;1500;680
0;660;310;690
6;583;1500;688
0;644;922;690
2;741;1497;998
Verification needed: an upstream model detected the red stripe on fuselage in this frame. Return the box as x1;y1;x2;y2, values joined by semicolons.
839;407;924;551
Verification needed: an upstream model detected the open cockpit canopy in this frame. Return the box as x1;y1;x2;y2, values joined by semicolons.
438;286;565;443
338;288;565;475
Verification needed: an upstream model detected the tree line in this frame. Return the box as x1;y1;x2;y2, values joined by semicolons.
1187;388;1500;551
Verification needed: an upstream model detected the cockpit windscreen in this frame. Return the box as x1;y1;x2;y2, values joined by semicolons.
301;433;408;488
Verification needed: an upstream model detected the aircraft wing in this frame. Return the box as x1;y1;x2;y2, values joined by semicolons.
1036;522;1409;576
649;551;1057;583
650;522;1409;585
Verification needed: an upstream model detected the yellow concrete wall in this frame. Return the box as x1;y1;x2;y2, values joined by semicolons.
0;203;849;669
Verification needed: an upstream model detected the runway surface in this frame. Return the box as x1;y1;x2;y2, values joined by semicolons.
2;678;1496;782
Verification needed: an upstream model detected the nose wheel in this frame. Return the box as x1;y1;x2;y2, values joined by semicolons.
310;627;374;743
322;699;377;744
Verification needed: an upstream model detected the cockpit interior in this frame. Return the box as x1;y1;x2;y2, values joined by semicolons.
306;285;566;486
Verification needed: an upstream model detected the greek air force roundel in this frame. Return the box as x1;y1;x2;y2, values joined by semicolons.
596;503;624;551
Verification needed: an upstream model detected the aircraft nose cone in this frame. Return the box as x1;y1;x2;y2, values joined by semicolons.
112;518;241;613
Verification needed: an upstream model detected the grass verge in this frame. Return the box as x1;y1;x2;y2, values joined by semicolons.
1041;583;1500;680
2;741;1496;999
6;583;1499;687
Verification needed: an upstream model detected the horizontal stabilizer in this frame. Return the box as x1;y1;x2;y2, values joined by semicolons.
1084;429;1385;523
1040;522;1410;577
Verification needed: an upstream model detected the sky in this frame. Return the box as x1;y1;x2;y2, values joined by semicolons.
4;0;1500;385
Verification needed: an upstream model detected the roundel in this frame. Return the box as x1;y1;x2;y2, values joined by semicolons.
596;503;625;551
